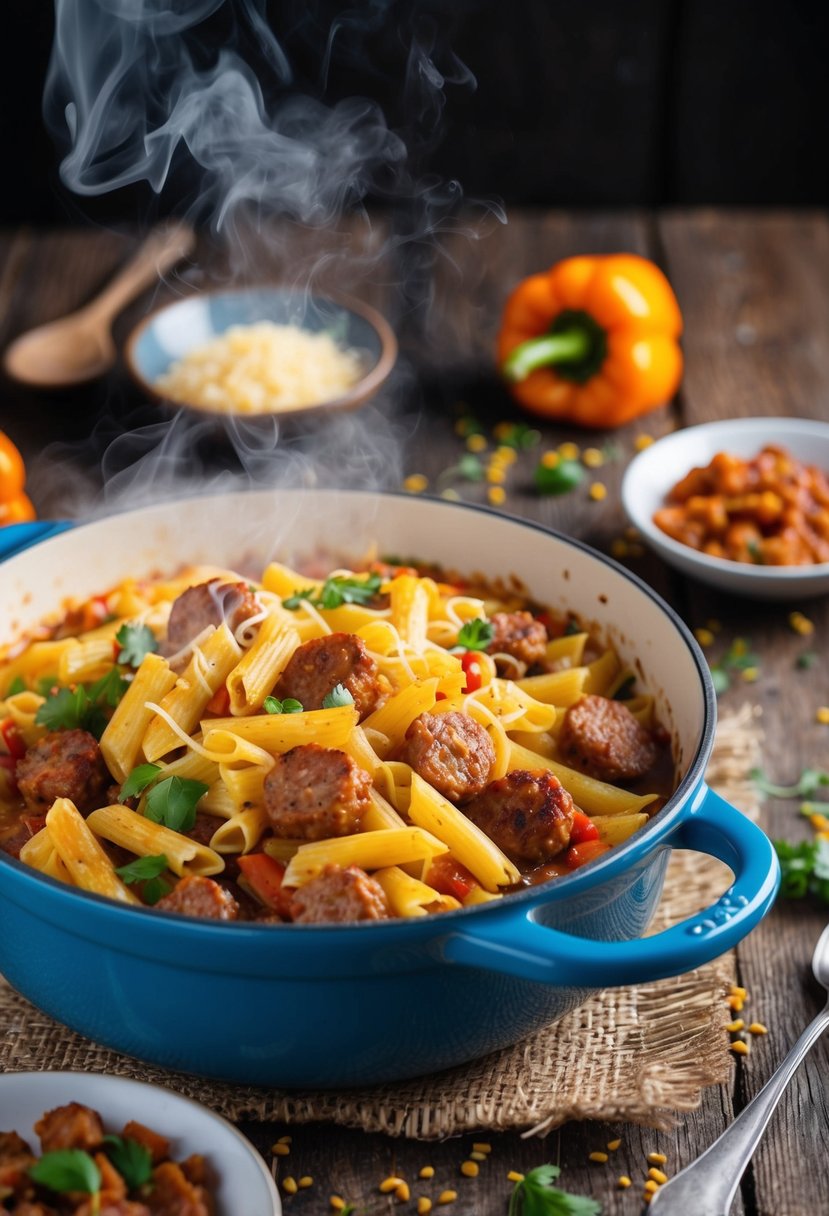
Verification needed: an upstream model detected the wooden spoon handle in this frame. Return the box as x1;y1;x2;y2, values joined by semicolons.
84;221;196;323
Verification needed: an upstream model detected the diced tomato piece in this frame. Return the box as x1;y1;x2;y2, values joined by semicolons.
435;691;447;702
569;810;599;844
426;854;479;902
461;651;483;693
565;839;611;870
0;718;26;761
205;685;231;716
237;853;294;918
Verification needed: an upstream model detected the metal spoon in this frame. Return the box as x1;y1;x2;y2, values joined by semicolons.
3;221;195;388
649;922;829;1216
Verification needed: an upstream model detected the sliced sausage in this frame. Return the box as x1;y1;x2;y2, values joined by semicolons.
34;1102;103;1153
399;711;495;802
165;579;259;652
462;770;575;864
264;743;371;840
16;729;109;816
290;864;390;923
155;875;239;921
559;694;658;781
274;632;381;720
487;611;548;668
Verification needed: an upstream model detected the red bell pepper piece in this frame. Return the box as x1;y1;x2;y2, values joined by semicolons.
425;854;479;902
460;651;483;693
565;838;611;870
205;685;231;717
0;718;26;761
237;853;294;919
569;810;600;844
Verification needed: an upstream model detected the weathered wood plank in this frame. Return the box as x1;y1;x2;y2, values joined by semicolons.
659;209;829;1216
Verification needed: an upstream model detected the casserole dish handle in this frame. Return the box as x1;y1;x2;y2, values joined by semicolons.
444;787;779;986
0;521;74;561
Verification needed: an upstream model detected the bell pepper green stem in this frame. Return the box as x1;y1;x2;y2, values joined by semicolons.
502;327;592;383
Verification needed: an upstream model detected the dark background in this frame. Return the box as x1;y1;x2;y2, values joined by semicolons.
1;0;827;226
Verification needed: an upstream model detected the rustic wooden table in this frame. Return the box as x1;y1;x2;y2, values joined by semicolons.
1;210;828;1216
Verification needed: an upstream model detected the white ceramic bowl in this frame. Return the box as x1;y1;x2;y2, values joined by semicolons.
0;1071;280;1216
621;416;829;599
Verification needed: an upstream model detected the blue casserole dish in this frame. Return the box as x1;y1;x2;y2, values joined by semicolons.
0;491;779;1087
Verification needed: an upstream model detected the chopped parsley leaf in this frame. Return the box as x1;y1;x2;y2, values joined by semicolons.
102;1135;154;1189
119;763;162;802
116;622;158;667
144;776;208;834
322;684;355;709
455;618;494;652
29;1150;101;1197
284;573;383;611
115;854;171;906
263;696;304;714
508;1164;601;1215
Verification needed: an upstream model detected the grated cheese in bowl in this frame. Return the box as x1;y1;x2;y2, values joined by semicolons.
155;321;366;415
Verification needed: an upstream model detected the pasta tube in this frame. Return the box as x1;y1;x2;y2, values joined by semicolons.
87;805;224;876
282;826;448;888
100;653;178;781
408;772;520;891
45;798;140;905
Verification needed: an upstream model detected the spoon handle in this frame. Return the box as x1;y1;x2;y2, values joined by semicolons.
649;1002;829;1216
84;221;196;322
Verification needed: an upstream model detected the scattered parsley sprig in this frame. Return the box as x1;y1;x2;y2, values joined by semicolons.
29;1150;101;1202
284;573;383;611
509;1165;601;1216
35;686;109;739
773;837;829;903
751;767;829;800
263;696;304;715
119;763;163;802
115;854;171;906
709;638;761;695
144;776;208;833
116;622;158;667
453;618;494;652
102;1135;154;1188
323;684;355;709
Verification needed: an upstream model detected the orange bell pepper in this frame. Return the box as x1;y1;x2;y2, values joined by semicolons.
0;432;26;501
498;254;683;428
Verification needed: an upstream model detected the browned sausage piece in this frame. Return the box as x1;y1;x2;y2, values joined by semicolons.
487;611;548;668
290;864;390;923
8;1204;62;1216
463;770;575;864
16;730;109;816
155;875;239;921
558;694;658;781
274;632;381;720
399;711;495;802
144;1161;212;1216
264;743;371;840
34;1102;103;1153
166;579;259;651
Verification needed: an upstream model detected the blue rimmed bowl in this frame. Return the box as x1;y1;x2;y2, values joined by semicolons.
0;491;779;1087
125;286;397;421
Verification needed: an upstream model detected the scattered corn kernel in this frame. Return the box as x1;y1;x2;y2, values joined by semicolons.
694;627;715;648
727;995;745;1012
507;1171;525;1184
419;1166;435;1179
469;1151;487;1162
273;1143;291;1156
403;474;428;494
610;538;629;558
589;1151;609;1163
486;465;507;484
418;1199;433;1215
540;450;560;469
731;1040;750;1056
559;442;580;461
644;1180;659;1194
277;1135;292;1144
648;1168;668;1184
634;434;654;450
643;1194;652;1205
380;1177;407;1194
618;1176;632;1189
495;446;518;465
472;1143;492;1154
741;666;759;683
810;812;829;831
487;486;507;506
647;1153;668;1165
789;611;814;636
440;488;461;501
726;1019;745;1032
583;447;604;468
437;1189;458;1205
330;1198;346;1212
729;986;747;999
606;1139;622;1152
396;1182;411;1202
467;434;487;453
298;1176;313;1189
461;1161;479;1178
748;1022;768;1035
588;482;607;502
816;707;829;725
282;1177;298;1195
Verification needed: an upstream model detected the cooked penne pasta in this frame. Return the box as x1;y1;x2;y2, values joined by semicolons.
282;826;449;887
209;807;269;854
87;804;224;876
227;616;300;715
201;705;358;754
408;773;521;891
19;827;71;883
143;624;242;761
101;653;178;781
373;865;461;917
45;798;140;905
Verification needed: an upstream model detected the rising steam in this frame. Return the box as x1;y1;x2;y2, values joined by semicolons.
37;0;502;520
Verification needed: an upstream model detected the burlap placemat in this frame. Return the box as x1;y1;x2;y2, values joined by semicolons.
0;706;761;1138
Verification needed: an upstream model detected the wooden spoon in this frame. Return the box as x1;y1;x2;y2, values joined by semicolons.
3;221;196;388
